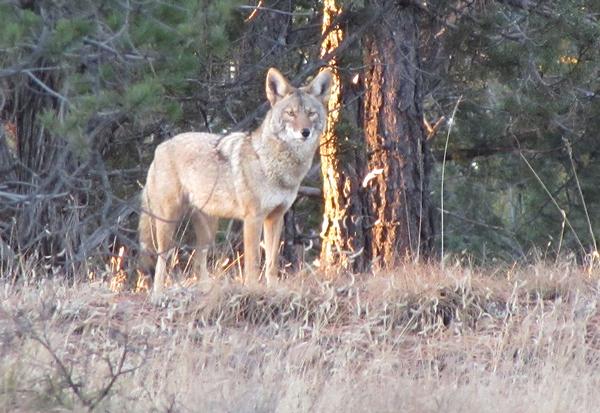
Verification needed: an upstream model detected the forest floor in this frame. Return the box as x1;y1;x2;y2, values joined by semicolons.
1;261;600;412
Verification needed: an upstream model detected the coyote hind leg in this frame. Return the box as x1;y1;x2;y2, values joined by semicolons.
191;210;218;280
152;216;179;299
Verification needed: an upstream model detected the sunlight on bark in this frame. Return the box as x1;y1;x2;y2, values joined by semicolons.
319;0;346;270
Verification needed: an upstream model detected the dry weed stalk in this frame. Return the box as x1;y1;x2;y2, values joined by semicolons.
11;308;144;411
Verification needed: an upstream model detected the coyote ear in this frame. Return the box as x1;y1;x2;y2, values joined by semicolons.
306;69;333;105
266;68;290;106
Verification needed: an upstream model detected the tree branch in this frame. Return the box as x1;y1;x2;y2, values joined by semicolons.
24;70;70;105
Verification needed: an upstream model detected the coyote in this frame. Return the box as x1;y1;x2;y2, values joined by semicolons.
139;68;332;300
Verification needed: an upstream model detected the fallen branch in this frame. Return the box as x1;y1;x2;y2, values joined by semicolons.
298;186;321;198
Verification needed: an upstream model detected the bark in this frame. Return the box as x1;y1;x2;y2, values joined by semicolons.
319;0;371;272
363;0;435;267
319;76;371;272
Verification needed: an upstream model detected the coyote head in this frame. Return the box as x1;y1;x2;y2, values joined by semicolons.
264;68;333;147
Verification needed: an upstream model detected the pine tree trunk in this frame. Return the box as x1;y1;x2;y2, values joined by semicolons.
319;0;370;272
363;1;434;267
319;78;371;272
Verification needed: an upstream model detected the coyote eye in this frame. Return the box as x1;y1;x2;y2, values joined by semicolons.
308;111;318;119
285;109;296;117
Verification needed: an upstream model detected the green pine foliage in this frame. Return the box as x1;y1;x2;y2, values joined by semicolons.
1;0;247;158
434;0;600;261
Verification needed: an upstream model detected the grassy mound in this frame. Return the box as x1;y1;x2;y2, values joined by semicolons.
1;262;599;412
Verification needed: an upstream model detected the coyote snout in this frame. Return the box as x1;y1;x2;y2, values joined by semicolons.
139;68;332;300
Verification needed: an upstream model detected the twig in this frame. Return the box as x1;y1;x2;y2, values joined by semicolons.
28;329;90;408
297;186;321;198
239;4;313;17
518;151;586;255
23;70;70;105
563;138;597;253
88;345;132;411
440;95;462;268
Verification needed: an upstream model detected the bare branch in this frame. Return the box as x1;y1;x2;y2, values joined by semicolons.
298;186;321;198
23;70;70;105
238;5;314;17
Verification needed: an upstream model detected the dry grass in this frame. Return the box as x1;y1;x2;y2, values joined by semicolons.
2;261;600;412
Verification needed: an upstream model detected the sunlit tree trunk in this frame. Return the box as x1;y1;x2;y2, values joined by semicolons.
363;1;434;267
319;0;370;272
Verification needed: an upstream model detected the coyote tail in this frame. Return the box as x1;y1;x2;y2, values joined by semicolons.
138;187;155;272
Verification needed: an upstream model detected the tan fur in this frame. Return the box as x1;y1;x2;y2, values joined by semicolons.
137;187;155;272
139;68;332;300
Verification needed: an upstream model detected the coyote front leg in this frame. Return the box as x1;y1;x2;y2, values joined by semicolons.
243;216;263;285
191;211;218;280
264;210;284;286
